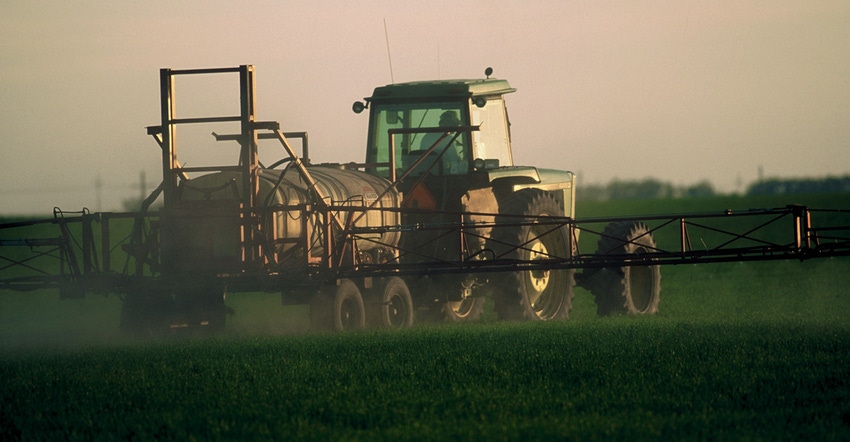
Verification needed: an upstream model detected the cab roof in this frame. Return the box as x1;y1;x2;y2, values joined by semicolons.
366;78;516;103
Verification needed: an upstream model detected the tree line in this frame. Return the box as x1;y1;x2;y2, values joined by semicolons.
746;176;850;196
577;178;715;201
577;176;850;201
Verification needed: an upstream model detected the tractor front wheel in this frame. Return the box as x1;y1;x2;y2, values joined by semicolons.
443;296;485;322
421;276;486;323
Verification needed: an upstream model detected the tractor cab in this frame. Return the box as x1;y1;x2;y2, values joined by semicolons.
356;72;517;185
353;68;576;221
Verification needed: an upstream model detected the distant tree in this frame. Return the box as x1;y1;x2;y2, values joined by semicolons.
747;176;850;195
576;183;609;201
607;178;675;200
577;178;714;201
684;180;715;198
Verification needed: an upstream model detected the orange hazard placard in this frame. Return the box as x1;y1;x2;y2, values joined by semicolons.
402;183;436;210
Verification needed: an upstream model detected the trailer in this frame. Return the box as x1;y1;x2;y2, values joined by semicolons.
2;65;850;333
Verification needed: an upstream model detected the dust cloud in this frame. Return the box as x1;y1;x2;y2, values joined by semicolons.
0;290;313;354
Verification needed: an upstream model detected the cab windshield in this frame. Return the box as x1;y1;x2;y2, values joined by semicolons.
366;102;470;178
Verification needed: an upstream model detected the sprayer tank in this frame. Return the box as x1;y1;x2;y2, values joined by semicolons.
175;165;401;268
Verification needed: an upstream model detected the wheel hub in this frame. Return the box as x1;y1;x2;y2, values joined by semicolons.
340;298;355;327
527;239;550;303
388;295;403;325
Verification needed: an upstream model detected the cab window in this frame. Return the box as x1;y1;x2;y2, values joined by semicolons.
366;102;469;178
470;98;512;167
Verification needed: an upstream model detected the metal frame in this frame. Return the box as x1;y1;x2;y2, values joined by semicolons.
327;204;850;278
3;203;849;295
146;65;262;268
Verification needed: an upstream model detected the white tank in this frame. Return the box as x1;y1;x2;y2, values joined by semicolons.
177;165;401;266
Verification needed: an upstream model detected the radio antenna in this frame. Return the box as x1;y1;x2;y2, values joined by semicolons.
437;44;441;79
383;19;395;84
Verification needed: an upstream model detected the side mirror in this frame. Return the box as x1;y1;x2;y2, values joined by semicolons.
473;97;486;108
352;101;366;114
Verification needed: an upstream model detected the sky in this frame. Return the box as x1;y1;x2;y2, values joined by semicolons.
1;0;849;215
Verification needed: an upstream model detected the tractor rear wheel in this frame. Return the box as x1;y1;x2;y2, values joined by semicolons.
491;189;574;321
589;222;661;315
368;277;415;328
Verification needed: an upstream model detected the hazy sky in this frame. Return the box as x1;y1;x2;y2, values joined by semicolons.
2;1;848;215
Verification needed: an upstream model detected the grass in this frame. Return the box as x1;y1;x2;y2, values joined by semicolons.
2;318;849;440
2;193;850;440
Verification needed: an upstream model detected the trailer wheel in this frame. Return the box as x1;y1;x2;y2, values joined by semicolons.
590;222;661;315
201;289;228;334
171;286;229;335
120;287;173;336
491;189;574;321
312;279;366;332
369;277;414;328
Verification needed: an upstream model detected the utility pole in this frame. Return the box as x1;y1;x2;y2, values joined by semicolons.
140;171;147;202
95;175;103;212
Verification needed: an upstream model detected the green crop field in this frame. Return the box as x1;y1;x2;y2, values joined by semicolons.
2;194;850;440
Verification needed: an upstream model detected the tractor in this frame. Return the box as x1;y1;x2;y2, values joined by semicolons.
350;67;659;325
116;65;659;333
